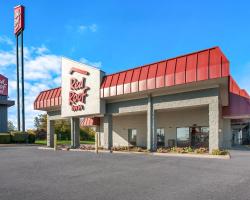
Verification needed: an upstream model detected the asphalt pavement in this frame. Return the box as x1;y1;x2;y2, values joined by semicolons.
0;146;250;200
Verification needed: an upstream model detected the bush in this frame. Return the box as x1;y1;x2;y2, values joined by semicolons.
111;146;129;151
80;127;95;141
157;147;171;153
10;131;28;143
211;149;228;155
194;147;208;154
170;147;187;153
183;146;194;153
28;133;36;144
35;129;46;140
0;133;11;144
111;146;148;152
57;131;70;140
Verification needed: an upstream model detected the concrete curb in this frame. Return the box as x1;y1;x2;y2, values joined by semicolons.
0;144;41;147
37;147;55;150
38;147;230;159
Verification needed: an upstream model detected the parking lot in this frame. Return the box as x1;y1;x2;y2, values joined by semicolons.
0;146;250;200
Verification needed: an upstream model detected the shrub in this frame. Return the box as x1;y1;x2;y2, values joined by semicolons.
11;131;28;143
111;146;129;151
28;133;36;143
0;133;11;144
183;146;194;153
211;149;228;155
57;131;70;140
157;147;171;153
80;128;95;141
129;146;148;152
170;147;187;153
194;147;208;154
35;129;46;140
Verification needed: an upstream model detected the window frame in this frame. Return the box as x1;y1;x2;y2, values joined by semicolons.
156;128;165;147
128;128;137;146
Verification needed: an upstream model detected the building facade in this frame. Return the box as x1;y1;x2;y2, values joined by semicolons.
34;47;250;152
0;74;15;132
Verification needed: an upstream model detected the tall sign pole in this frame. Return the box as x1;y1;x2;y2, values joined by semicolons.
21;31;25;132
14;5;25;133
16;32;20;131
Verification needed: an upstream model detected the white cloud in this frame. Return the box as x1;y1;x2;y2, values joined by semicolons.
0;36;13;45
0;50;16;67
76;24;98;33
35;45;49;55
0;39;102;129
79;57;102;68
0;42;61;129
78;25;87;33
89;24;98;32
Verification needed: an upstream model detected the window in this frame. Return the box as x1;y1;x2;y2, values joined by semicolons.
157;128;165;147
177;126;209;148
191;126;209;148
128;129;137;146
177;127;190;147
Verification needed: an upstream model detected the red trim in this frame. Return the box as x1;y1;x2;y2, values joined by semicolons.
70;67;89;75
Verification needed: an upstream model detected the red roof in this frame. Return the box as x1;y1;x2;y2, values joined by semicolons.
34;46;250;119
222;76;250;118
100;46;230;97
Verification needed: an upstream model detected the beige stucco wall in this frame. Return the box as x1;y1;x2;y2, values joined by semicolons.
157;106;209;147
222;119;232;148
101;106;210;148
112;113;147;147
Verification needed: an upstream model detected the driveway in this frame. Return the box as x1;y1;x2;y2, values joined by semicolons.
0;146;250;200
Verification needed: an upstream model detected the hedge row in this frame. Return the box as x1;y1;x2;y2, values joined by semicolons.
0;131;35;144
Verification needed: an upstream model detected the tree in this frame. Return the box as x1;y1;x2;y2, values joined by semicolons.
34;114;47;131
8;121;15;131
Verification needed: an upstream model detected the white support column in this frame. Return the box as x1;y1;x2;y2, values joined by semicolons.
147;95;156;151
47;117;54;148
209;98;220;153
71;117;80;148
103;114;112;150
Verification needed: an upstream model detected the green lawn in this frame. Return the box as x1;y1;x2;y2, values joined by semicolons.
35;140;95;145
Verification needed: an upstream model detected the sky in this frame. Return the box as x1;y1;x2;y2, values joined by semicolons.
0;0;250;129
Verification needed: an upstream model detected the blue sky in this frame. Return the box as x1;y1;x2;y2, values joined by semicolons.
1;0;250;129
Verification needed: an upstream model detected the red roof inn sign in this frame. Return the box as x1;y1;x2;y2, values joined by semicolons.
61;58;105;118
69;68;90;112
14;5;25;35
0;74;8;96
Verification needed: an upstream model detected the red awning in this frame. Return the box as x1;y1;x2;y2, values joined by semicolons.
100;46;230;97
81;117;100;127
34;87;61;110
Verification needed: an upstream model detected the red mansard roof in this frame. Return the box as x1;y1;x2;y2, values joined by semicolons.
34;46;250;119
222;76;250;118
100;46;230;97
